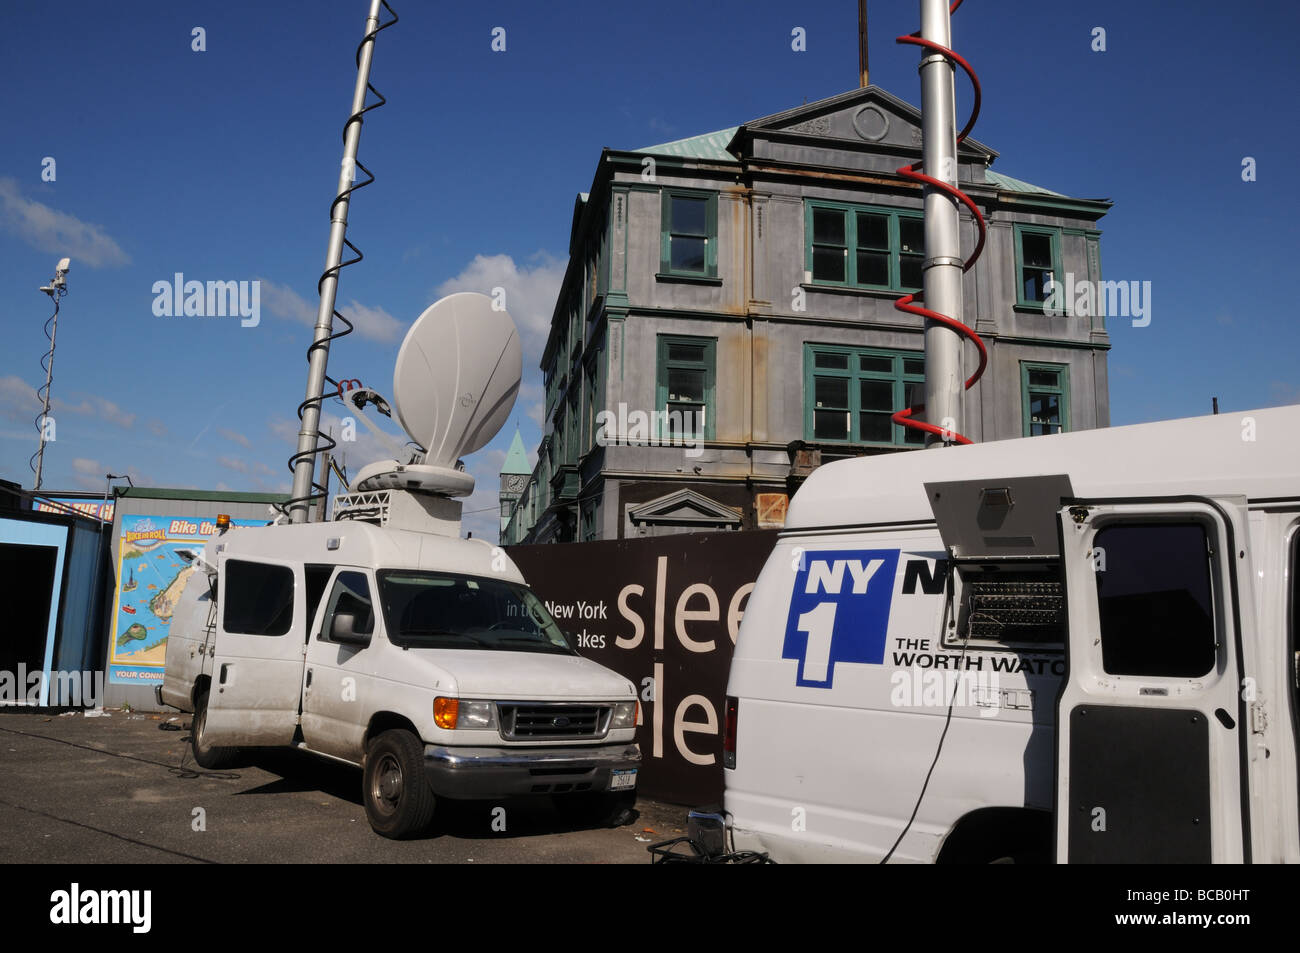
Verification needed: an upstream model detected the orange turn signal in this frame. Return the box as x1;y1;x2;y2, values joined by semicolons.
434;696;459;729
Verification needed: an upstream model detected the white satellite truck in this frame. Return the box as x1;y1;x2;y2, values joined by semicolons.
724;405;1300;863
159;294;640;838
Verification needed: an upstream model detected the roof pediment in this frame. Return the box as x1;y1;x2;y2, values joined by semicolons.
734;85;996;161
627;488;742;526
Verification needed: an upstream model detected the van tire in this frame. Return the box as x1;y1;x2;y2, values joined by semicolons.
555;790;636;829
191;689;240;770
363;729;435;839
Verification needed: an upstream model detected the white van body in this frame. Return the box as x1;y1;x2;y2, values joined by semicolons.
161;519;640;837
725;405;1300;863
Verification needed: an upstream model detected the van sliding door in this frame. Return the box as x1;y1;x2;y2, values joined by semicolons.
1054;500;1250;862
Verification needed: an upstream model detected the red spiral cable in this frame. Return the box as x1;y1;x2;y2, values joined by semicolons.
891;0;988;445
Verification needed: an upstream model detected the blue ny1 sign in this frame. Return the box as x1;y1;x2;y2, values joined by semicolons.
781;549;900;688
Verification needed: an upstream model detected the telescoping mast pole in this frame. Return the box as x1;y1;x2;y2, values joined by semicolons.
918;0;964;445
288;0;387;523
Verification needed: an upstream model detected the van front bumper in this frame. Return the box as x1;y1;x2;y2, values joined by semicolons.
423;743;641;799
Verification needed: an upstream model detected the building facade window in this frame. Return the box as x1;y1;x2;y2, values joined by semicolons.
1014;224;1063;308
1021;361;1069;435
805;201;924;291
660;190;717;277
581;502;597;542
655;335;716;441
804;345;926;446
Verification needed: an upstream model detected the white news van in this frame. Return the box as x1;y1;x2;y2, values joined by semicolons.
724;405;1299;863
160;293;640;839
160;519;640;838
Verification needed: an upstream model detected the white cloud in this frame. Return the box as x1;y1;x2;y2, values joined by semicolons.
342;299;404;343
434;252;566;367
218;427;252;448
71;457;100;475
257;277;404;343
460;447;508;541
518;380;545;428
53;393;135;428
0;375;40;423
0;178;130;268
257;278;316;326
217;455;249;474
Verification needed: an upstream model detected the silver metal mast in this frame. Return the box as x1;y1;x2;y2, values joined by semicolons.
288;0;385;522
33;258;70;491
919;0;964;445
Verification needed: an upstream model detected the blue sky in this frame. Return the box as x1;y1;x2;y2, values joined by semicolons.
2;0;1297;538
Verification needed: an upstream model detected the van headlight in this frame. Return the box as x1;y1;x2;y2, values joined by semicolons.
609;701;638;730
433;697;497;730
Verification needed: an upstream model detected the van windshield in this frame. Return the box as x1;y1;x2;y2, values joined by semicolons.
376;571;573;655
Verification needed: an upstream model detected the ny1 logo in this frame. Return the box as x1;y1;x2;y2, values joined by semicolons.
781;550;902;688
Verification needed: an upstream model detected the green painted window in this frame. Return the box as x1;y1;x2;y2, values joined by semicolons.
655;335;716;441
805;201;924;291
1021;362;1069;435
660;190;717;277
581;502;597;542
804;345;926;446
1015;225;1063;307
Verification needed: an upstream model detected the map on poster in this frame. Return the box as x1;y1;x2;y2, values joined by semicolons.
107;514;263;685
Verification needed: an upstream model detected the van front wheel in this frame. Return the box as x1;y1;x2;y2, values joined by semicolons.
363;729;436;839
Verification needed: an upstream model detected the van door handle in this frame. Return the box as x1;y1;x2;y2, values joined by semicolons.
305;669;313;688
219;663;229;685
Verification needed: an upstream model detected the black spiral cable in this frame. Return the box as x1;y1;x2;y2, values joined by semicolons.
279;1;398;519
29;285;68;485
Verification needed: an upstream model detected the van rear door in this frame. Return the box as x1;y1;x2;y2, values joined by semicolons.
1054;499;1251;862
204;556;307;747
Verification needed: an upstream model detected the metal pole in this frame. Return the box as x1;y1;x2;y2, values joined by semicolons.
859;0;870;87
289;0;384;522
33;296;60;490
919;0;964;446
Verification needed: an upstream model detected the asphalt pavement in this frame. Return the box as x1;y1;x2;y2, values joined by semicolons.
0;710;688;864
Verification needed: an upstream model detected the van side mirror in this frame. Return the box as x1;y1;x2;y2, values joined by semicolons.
330;611;372;646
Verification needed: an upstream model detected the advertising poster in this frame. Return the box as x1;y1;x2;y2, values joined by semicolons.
507;531;777;805
107;514;262;686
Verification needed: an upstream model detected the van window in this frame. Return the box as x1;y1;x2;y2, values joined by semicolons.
223;560;294;636
1094;523;1216;677
320;571;374;642
377;572;573;655
304;564;335;634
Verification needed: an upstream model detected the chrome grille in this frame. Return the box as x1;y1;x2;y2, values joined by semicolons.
497;703;610;740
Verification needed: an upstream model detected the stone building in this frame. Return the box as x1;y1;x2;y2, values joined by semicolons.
501;86;1111;544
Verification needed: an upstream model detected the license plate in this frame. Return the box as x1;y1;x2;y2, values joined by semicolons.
610;769;637;791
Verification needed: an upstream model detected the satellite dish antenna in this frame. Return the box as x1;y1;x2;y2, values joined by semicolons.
352;292;521;497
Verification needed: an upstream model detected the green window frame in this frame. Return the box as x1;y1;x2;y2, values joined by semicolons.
660;190;718;278
803;345;926;446
1014;224;1064;308
1021;361;1069;436
655;335;716;442
804;201;924;291
581;502;597;542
